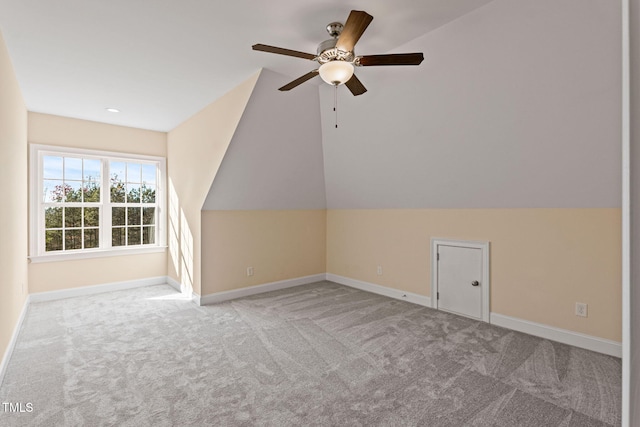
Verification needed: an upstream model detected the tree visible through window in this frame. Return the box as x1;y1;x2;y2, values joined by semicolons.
110;161;157;247
43;156;101;252
32;145;165;258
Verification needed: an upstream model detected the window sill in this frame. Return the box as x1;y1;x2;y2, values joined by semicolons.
29;246;167;264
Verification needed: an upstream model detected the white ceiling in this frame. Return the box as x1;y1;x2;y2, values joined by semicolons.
0;0;494;131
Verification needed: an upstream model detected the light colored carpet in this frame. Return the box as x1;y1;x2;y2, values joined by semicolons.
0;281;621;426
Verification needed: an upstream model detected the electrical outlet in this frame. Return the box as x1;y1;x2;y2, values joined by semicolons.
575;302;588;317
246;267;254;277
377;265;383;276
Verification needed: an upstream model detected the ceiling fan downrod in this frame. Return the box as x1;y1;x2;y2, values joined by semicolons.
326;22;343;38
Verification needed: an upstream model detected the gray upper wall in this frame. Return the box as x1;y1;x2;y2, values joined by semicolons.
202;69;326;210
204;0;621;211
629;0;639;424
321;0;622;209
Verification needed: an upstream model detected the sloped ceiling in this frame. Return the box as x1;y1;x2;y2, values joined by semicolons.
0;0;494;131
320;0;621;208
202;0;620;211
0;0;621;211
203;69;326;210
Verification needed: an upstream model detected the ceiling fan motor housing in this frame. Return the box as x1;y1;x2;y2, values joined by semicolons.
317;38;354;64
317;21;354;64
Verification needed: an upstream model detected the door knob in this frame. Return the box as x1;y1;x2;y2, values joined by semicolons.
471;280;480;286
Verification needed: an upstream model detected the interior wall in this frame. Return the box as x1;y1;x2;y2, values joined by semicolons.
320;0;622;342
327;209;621;342
202;210;326;293
321;0;620;209
0;30;28;369
27;112;168;292
203;69;325;211
28;255;167;294
199;69;326;296
629;0;639;422
166;71;259;296
27;112;167;156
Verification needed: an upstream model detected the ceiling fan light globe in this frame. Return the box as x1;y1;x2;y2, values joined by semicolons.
319;61;354;86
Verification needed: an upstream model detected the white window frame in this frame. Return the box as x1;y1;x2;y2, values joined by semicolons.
29;144;167;263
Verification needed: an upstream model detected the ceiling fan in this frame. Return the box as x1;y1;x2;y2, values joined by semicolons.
252;10;424;96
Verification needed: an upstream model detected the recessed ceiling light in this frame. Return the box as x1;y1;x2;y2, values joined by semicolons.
105;108;120;113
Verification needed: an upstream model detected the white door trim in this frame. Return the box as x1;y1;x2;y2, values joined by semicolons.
431;238;490;322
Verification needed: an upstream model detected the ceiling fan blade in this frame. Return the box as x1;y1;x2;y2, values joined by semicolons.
357;53;425;66
252;44;316;60
335;10;373;53
278;70;319;91
345;74;367;96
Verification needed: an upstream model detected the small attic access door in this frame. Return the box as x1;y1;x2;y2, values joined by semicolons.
431;239;490;322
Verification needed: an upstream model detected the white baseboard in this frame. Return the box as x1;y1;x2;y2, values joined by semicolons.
165;276;201;305
199;274;327;306
166;276;181;292
0;295;30;388
326;275;620;357
29;276;168;303
5;274;621;385
490;313;622;358
326;273;432;308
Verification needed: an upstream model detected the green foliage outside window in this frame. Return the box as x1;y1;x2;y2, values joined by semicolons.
41;155;159;253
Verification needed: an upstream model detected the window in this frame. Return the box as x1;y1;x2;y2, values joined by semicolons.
31;145;166;261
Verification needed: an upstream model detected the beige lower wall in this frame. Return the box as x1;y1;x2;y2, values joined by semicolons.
327;209;621;342
28;112;167;157
28;252;167;294
26;113;168;294
201;210;326;295
0;30;28;365
167;71;259;296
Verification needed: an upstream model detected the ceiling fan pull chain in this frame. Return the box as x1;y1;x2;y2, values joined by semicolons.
334;84;338;129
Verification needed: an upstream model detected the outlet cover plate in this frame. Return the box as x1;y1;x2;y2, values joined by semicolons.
575;302;588;317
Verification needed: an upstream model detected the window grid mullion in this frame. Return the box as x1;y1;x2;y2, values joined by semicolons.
35;147;163;256
103;159;110;250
